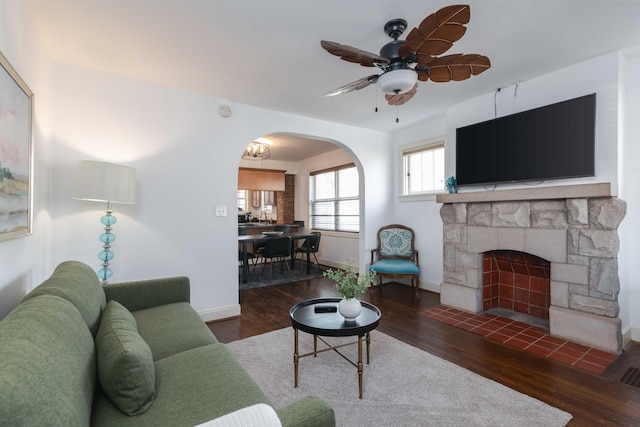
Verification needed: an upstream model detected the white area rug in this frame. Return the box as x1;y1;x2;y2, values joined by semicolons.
226;327;572;427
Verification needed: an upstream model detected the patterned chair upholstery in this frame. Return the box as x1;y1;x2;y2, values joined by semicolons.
369;224;420;298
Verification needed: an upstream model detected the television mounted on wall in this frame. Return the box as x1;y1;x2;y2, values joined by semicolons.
455;93;596;187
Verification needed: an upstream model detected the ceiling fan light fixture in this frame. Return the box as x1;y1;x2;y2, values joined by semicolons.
377;69;418;95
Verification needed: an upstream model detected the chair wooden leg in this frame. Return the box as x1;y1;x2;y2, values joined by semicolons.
413;275;420;299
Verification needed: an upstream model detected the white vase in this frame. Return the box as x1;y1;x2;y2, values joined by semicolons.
338;298;362;321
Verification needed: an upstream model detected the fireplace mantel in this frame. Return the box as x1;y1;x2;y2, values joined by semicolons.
436;183;612;204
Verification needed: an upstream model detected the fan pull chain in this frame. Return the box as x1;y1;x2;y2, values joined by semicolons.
396;105;399;123
375;89;379;113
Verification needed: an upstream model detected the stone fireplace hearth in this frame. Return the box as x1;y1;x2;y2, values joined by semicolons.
436;183;626;354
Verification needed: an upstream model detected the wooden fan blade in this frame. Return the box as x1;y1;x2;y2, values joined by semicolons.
324;74;380;97
424;54;491;82
403;5;470;56
321;40;390;67
385;84;417;106
415;53;435;66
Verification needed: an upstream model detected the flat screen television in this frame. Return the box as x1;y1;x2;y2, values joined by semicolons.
455;93;596;187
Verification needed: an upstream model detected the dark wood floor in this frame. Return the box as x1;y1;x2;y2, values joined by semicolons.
207;278;640;426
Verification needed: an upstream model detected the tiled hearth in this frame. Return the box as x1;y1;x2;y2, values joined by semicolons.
421;305;617;374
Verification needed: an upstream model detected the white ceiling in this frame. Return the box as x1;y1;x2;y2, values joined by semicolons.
25;0;640;161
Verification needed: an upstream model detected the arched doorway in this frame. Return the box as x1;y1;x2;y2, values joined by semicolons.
236;132;366;287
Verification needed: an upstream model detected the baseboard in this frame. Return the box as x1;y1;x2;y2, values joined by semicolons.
198;304;241;322
625;324;638;347
420;280;440;294
317;257;342;269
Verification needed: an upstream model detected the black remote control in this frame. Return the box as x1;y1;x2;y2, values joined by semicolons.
314;305;337;313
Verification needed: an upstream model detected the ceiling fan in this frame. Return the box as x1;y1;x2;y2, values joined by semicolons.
320;4;490;106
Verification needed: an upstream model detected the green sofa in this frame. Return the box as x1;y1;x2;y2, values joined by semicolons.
0;261;335;426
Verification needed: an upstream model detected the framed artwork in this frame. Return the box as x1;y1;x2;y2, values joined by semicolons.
0;50;33;242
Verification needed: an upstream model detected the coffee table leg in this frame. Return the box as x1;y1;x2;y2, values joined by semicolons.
366;332;371;364
294;328;299;388
358;335;363;399
313;334;318;356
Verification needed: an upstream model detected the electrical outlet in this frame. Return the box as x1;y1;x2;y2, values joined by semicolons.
215;205;227;217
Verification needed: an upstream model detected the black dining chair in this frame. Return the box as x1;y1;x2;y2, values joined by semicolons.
255;225;289;265
238;228;258;270
295;231;321;266
238;248;256;270
261;236;292;279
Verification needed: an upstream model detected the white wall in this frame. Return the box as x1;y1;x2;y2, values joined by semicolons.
49;63;392;320
391;117;447;292
620;55;640;340
0;0;53;319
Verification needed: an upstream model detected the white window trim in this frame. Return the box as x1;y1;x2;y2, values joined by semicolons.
398;136;445;202
309;163;359;233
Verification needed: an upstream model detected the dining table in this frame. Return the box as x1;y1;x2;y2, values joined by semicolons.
238;232;315;283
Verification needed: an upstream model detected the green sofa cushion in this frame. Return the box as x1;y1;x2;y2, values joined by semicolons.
91;343;272;426
132;302;217;361
23;260;106;336
103;276;191;312
96;300;155;416
0;295;96;425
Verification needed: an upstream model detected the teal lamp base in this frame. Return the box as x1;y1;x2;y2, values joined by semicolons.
97;205;117;284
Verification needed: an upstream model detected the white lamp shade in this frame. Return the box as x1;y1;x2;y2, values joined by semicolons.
73;160;136;204
377;69;418;95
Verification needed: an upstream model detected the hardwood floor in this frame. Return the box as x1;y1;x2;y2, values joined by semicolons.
207;278;640;426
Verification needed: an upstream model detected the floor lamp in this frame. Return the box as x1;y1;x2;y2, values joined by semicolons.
73;160;136;284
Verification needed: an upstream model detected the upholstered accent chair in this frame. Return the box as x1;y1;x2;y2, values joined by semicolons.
369;224;420;298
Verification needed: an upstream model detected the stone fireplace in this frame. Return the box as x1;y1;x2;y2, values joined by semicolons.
437;183;626;354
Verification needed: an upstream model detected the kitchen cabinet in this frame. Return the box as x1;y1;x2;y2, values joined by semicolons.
264;191;276;206
238;168;285;191
251;191;261;208
250;190;275;207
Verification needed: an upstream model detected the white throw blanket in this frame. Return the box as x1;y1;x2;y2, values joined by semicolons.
194;404;282;427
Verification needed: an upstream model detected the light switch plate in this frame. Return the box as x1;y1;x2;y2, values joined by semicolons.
215;205;227;217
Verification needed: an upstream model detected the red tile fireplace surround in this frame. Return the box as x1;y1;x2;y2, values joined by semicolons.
483;251;551;319
437;183;627;354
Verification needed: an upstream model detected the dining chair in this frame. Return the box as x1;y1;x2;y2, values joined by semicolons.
238;227;258;270
261;236;293;279
369;224;420;298
295;231;321;266
255;226;289;266
238;248;256;270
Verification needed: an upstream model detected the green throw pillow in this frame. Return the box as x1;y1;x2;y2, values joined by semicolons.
96;300;155;416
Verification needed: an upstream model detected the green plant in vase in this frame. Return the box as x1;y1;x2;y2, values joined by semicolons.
323;260;376;321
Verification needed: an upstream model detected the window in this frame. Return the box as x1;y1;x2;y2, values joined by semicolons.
402;142;445;195
309;163;359;232
237;190;247;211
237;190;273;214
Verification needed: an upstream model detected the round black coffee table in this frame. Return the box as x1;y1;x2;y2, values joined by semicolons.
289;297;381;398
